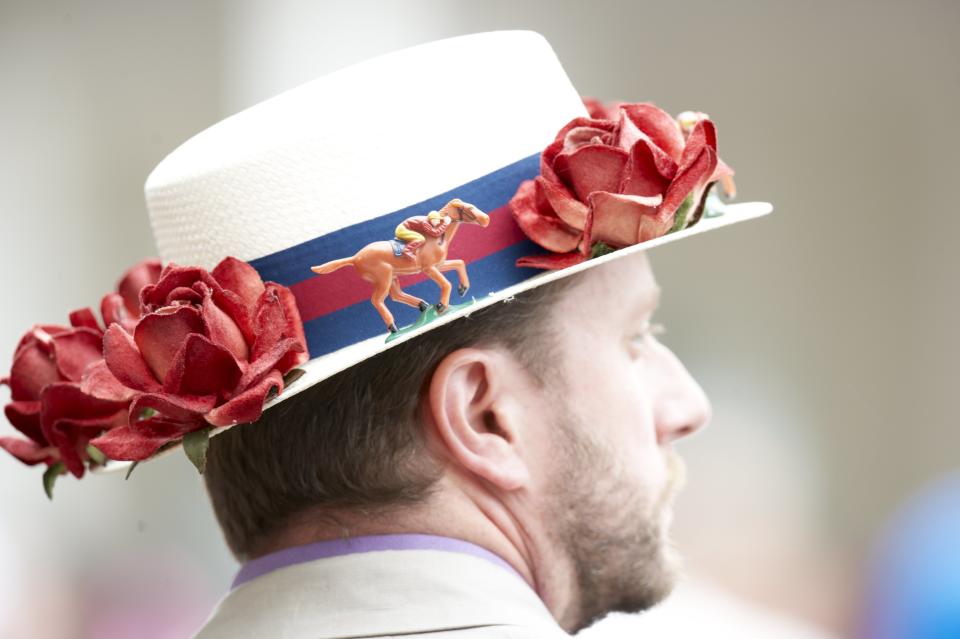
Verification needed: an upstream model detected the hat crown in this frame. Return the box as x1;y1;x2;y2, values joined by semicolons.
145;30;587;269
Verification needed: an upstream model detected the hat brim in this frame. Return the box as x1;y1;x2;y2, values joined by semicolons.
96;200;772;474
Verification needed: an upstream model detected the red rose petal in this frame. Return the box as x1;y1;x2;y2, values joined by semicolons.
562;125;617;154
618;139;675;198
162;333;242;397
640;210;679;242
39;382;128;478
101;293;134;331
552;117;617;148
543;118;617;180
81;359;136;402
140;265;218;312
4;400;45;445
0;436;58;466
69;308;101;332
132;414;195;439
248;283;308;373
615;109;650;152
212;257;267;308
658;121;719;226
250;287;289;362
117;258;162;316
508;180;581;253
165;286;203;306
90;425;176;462
103;324;161;393
537;176;589;231
580;195;596;258
515;252;588;270
693;117;718;153
205;370;283;427
201;294;250;362
268;283;309;368
50;328;104;382
10;325;64;361
617;103;686;162
8;337;62;400
588;191;669;247
557;144;628;202
129;391;216;426
540;138;565;184
210;287;257;345
239;337;303;391
134;306;204;382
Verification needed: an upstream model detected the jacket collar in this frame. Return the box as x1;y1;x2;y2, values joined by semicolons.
231;533;524;590
194;546;571;639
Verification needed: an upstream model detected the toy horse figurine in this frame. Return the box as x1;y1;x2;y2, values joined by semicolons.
310;198;490;334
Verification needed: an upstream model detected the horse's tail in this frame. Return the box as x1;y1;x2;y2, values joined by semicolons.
311;256;355;275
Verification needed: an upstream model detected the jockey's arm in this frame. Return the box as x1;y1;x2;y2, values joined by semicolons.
404;217;446;238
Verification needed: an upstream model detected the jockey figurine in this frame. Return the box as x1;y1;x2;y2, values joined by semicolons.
395;209;452;261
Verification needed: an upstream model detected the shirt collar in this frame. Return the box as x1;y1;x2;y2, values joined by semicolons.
233;532;525;590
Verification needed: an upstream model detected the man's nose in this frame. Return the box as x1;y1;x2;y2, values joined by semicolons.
653;346;713;445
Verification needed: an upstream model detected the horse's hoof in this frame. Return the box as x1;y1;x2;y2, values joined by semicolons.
387;322;399;334
458;284;469;297
418;300;429;312
435;302;447;314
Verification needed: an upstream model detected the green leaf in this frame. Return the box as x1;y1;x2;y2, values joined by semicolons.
183;428;211;474
670;194;696;233
590;241;616;259
86;444;107;466
137;407;158;421
43;462;65;500
124;461;139;481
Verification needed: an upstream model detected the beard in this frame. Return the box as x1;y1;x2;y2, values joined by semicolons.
545;409;687;633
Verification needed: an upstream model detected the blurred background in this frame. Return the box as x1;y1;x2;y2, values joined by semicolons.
1;1;957;637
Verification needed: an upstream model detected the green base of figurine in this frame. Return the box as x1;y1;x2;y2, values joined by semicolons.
385;297;477;343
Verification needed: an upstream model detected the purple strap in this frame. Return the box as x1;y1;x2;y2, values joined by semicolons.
232;533;525;589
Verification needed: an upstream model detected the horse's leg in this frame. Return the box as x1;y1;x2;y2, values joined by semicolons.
370;274;397;332
437;259;469;297
423;265;453;313
389;277;429;312
355;251;403;331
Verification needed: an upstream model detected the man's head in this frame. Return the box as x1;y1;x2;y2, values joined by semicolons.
204;250;710;632
526;250;710;630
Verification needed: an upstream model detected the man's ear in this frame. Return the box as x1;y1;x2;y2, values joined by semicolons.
425;347;532;491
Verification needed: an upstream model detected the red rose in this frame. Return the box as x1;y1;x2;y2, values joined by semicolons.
0;259;163;479
510;101;735;270
0;323;123;478
88;257;308;462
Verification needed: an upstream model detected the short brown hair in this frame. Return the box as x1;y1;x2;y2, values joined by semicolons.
204;275;580;560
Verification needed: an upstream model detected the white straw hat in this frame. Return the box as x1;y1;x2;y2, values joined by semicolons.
1;29;772;485
145;29;771;413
